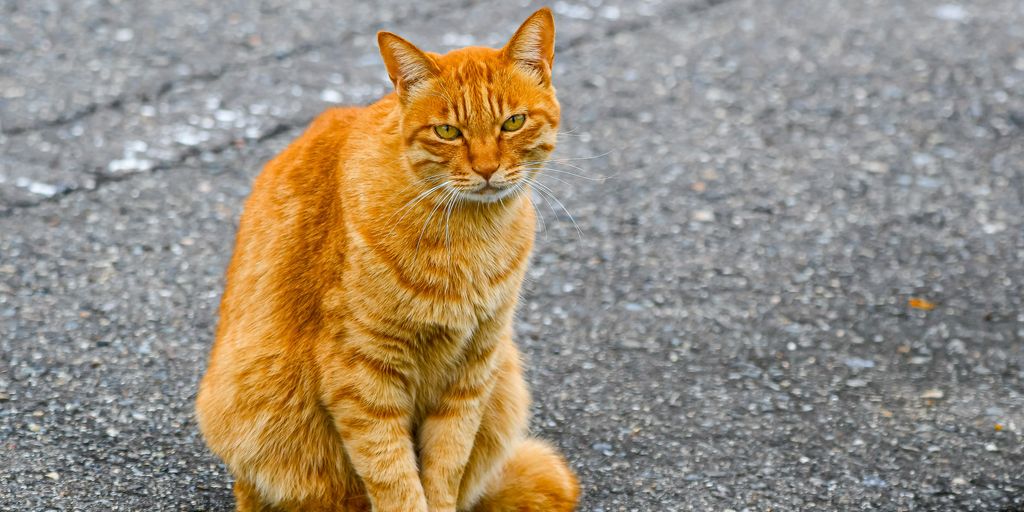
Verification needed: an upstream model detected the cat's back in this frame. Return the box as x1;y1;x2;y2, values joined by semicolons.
240;95;396;221
211;102;384;354
257;105;361;192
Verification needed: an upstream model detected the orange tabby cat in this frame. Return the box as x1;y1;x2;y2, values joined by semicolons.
195;8;579;512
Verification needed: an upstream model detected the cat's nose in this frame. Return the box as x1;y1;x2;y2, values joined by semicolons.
472;163;500;182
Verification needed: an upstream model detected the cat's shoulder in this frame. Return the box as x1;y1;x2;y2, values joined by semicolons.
308;93;398;132
305;106;362;139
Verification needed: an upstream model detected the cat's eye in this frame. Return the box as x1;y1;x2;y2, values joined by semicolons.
434;124;461;140
501;114;526;132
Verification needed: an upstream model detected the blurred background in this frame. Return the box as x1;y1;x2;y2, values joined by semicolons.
2;0;1023;510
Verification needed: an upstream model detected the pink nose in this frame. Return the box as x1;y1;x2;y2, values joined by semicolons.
473;164;499;181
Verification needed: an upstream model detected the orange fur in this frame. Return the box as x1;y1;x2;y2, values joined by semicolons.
195;8;578;512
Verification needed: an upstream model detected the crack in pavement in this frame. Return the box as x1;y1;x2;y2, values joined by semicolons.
0;118;309;218
0;0;739;217
1;43;320;137
3;0;731;138
0;0;480;138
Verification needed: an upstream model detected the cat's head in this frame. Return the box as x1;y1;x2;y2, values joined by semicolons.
378;8;560;204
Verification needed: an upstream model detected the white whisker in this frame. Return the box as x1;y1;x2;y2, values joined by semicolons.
522;166;612;182
443;189;459;271
526;179;584;241
532;196;548;238
522;150;612;166
414;187;455;262
532;173;578;190
380;180;453;247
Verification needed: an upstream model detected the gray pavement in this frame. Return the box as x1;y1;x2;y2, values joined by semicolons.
2;0;1023;510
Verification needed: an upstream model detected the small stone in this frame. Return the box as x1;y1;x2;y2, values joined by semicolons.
985;443;998;452
912;153;934;168
26;181;59;197
106;427;120;438
598;5;620;19
214;109;238;123
846;379;868;388
319;89;344;102
3;86;26;98
624;302;643;312
114;28;135;42
28;423;41;432
920;389;944;399
946;339;967;355
934;4;968;21
692;209;715;222
45;472;59;481
843;358;875;369
863;476;887;487
982;222;1006;235
863;161;889;174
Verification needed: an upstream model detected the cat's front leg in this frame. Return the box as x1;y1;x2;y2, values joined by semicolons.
321;345;427;512
418;332;503;511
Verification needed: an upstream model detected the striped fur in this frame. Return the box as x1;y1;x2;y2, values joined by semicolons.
195;8;578;512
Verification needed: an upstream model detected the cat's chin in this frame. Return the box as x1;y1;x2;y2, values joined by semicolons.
456;184;524;204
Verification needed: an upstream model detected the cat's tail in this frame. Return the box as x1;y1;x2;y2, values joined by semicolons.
473;438;580;512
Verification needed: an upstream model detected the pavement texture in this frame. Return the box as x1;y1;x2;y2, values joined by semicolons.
2;0;1023;510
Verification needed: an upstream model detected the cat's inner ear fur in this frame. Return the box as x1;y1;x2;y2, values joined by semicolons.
502;8;556;84
378;32;437;98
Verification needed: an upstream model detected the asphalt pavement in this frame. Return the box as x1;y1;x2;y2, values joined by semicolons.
2;0;1023;510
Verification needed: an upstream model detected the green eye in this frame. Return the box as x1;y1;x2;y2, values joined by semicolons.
501;114;526;132
434;124;461;140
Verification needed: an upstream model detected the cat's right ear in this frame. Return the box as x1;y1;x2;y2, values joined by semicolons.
378;32;437;99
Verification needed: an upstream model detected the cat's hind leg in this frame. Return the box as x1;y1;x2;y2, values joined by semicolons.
233;478;276;512
233;476;372;512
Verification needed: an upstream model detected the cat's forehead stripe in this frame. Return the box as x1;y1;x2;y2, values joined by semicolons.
488;91;501;121
436;83;513;125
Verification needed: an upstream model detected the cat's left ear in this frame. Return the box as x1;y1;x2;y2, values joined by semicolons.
378;31;438;99
502;8;556;85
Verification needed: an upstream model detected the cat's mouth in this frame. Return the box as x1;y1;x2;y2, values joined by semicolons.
455;182;523;203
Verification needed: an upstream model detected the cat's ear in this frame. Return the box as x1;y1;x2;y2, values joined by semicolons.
378;32;438;98
502;8;556;84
